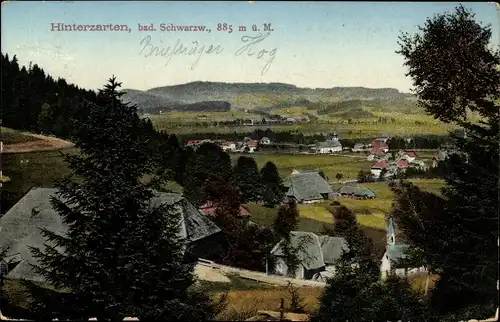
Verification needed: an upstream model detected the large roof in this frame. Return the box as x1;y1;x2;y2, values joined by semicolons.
0;187;221;282
271;231;348;270
316;139;342;148
283;172;333;201
337;184;376;198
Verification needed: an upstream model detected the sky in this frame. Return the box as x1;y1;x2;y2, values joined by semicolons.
2;1;499;93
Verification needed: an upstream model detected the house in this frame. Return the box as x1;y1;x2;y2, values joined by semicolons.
200;202;251;219
380;217;427;279
409;159;428;171
246;140;259;152
260;137;271;145
396;159;409;170
398;150;417;162
286;117;297;124
315;139;342;154
267;231;348;281
185;139;203;147
337;184;376;199
352;143;366;152
221;141;236;152
282;171;333;203
370;160;389;177
0;187;222;284
371;139;389;156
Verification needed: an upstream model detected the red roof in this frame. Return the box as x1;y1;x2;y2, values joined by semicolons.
200;203;251;218
372;160;389;169
186;140;202;145
396;159;409;168
247;140;259;147
401;150;417;157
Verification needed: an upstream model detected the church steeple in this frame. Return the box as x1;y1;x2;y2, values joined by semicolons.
387;216;396;245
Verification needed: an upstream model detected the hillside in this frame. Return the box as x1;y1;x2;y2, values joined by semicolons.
121;81;417;114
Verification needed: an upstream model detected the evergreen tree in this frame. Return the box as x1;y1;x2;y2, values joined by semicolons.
397;5;499;316
183;142;232;206
204;176;272;271
260;161;285;207
313;204;429;322
273;199;300;276
232;156;263;203
28;77;223;321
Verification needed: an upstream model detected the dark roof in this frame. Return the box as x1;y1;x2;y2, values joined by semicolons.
338;185;376;198
0;187;221;282
385;244;412;268
283;172;333;201
271;231;348;270
316;139;342;148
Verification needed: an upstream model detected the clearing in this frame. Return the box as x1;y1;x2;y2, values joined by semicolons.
1;128;74;153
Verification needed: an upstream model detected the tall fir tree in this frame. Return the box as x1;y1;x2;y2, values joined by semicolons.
183;142;232;206
313;203;429;322
273;199;300;276
28;77;224;321
397;5;499;317
232;156;263;203
260;161;285;207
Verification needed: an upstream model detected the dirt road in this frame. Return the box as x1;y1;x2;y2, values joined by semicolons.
1;133;74;153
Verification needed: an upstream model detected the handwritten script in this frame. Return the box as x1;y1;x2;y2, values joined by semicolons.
139;32;277;76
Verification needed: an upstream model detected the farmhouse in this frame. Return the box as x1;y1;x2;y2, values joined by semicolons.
380;217;427;279
315;138;342;154
370;160;389;177
370;139;389;156
0;187;222;284
282;170;333;203
221;140;236;152
267;231;348;282
246;140;259;152
337;184;376;199
398;149;417;162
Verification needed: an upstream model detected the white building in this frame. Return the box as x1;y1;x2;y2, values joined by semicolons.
380;217;427;279
315;139;342;154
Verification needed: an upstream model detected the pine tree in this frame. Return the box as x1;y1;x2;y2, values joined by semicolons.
273;199;300;276
28;77;223;321
313;204;429;322
232;156;263;203
260;161;285;207
183;142;232;206
397;4;499;316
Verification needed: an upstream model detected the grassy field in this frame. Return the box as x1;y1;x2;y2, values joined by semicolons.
151;120;455;138
1;127;41;144
0;148;75;213
150;110;456;137
231;153;371;180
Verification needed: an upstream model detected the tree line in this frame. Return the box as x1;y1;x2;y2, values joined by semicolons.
1;53;99;139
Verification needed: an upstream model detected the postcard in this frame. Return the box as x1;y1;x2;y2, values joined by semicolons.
1;2;499;321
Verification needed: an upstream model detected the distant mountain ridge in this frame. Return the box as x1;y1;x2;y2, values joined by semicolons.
121;81;415;114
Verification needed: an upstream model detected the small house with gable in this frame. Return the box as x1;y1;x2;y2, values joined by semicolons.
267;231;348;281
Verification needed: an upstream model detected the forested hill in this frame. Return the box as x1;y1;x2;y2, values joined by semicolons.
1;53;98;139
121;81;415;114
